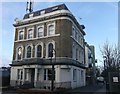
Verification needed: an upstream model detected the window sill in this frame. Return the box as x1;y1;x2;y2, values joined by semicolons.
14;34;60;42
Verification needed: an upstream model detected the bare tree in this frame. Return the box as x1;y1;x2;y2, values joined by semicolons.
100;41;120;83
100;41;120;70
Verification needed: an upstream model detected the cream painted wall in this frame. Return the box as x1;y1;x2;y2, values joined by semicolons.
10;66;22;80
70;66;86;89
10;65;86;88
60;68;71;82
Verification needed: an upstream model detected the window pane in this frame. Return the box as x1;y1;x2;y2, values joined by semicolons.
48;69;55;80
17;69;20;79
44;69;46;80
27;46;31;58
73;69;77;81
37;69;40;81
48;43;53;57
75;31;77;40
17;69;23;80
21;71;23;80
17;47;22;60
38;27;43;37
48;25;54;36
48;69;52;75
28;29;33;39
19;31;24;40
72;27;75;37
37;45;42;57
76;48;78;60
44;69;55;80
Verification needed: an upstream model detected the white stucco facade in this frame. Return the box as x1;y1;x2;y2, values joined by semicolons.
10;65;86;89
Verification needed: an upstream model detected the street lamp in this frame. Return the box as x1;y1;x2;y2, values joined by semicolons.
103;56;107;77
49;49;56;91
103;56;108;89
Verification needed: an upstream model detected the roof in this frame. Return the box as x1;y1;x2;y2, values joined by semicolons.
15;4;86;35
23;4;69;19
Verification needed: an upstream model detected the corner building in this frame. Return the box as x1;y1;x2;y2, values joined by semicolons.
10;4;86;89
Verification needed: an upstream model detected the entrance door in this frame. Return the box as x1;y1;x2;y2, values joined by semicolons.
31;68;35;87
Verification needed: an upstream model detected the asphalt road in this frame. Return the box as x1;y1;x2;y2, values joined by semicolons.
66;84;105;94
1;84;106;94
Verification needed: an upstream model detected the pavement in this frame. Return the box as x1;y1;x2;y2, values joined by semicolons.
66;84;106;94
1;84;107;94
93;85;106;94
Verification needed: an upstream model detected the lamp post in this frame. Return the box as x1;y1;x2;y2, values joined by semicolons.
50;49;56;91
103;56;106;80
103;56;108;90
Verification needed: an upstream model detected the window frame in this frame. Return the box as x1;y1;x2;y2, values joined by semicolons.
37;69;41;81
35;42;43;58
17;47;22;60
27;27;34;39
46;41;55;58
25;45;33;58
72;26;75;38
37;25;44;38
76;48;78;60
44;69;55;81
17;69;23;80
47;22;55;36
73;69;77;81
37;45;42;57
48;43;53;57
16;46;23;60
18;29;24;40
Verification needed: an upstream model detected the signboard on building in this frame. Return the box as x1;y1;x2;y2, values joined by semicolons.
113;77;119;83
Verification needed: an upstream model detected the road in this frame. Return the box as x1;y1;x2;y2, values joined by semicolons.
1;84;106;94
66;84;106;94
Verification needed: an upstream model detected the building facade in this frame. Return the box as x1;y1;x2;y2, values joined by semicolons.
10;4;86;90
85;42;96;85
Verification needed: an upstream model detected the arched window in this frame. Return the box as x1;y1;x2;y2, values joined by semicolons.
37;27;43;37
72;27;75;38
27;46;32;58
48;25;54;36
76;48;78;60
48;43;53;57
19;31;24;40
28;29;33;39
37;45;42;57
17;47;22;60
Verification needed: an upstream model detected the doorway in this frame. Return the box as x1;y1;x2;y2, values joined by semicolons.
30;68;35;87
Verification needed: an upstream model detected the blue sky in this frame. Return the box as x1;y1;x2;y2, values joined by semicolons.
1;2;118;67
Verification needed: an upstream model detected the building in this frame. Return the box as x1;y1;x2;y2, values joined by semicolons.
10;4;86;90
0;67;10;87
85;42;96;85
